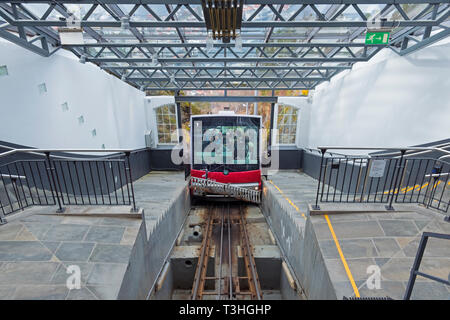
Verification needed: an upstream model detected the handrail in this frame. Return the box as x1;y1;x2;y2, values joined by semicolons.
404;232;450;300
0;148;138;159
0;147;141;217
313;147;450;212
317;146;450;160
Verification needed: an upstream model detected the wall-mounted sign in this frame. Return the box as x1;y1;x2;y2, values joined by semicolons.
301;90;309;96
365;32;390;45
369;159;387;178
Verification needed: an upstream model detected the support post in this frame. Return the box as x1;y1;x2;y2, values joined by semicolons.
386;149;406;211
313;148;327;210
45;152;65;213
125;152;138;212
404;234;428;300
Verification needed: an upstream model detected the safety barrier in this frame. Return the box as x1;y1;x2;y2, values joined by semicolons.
404;232;450;300
0;149;138;223
313;147;450;213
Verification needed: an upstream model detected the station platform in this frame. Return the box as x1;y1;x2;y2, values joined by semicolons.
265;170;450;300
0;171;187;300
0;169;448;300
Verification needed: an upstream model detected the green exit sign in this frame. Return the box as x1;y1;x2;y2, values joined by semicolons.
365;32;390;44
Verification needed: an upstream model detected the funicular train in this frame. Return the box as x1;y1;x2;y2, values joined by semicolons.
188;111;262;203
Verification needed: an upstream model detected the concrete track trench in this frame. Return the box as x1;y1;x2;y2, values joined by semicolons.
150;201;303;300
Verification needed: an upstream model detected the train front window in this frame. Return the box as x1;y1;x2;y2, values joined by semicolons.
192;116;260;171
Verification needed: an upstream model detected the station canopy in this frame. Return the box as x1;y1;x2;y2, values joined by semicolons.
0;1;449;92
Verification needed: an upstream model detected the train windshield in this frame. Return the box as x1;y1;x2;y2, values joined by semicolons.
192;116;260;172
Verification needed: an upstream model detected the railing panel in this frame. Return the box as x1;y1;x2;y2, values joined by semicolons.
52;159;133;207
315;153;449;213
0;160;56;215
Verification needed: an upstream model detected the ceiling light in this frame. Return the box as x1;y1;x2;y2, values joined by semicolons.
206;33;213;51
235;33;242;51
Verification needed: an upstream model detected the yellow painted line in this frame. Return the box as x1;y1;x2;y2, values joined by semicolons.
419;182;429;190
268;180;306;220
324;214;360;298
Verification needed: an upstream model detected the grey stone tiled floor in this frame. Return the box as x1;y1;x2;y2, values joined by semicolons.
0;206;141;300
267;170;450;300
132;171;185;239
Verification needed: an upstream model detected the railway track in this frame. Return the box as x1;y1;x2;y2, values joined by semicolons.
190;203;263;300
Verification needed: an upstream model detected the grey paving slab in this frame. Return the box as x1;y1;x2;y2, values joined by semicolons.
42;241;61;254
96;217;141;227
20;215;64;224
408;281;450;300
314;220;385;240
378;220;420;237
345;258;377;282
21;222;53;240
0;241;53;261
66;287;98;300
402;237;450;258
373;238;402;258
357;280;406;300
84;226;125;244
54;242;95;261
0;286;16;300
120;227;140;245
320;239;378;259
86;263;127;285
88;244;132;263
0;223;23;240
379;258;415;281
86;285;120;300
43;224;90;241
61;216;102;225
0;262;59;285
13;285;69;300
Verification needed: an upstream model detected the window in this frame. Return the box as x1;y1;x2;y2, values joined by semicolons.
155;103;177;144
0;65;8;77
277;104;298;145
38;83;47;95
61;102;69;112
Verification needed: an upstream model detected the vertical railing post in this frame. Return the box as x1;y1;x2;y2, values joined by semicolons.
125;152;137;212
313;148;326;210
45;152;65;213
404;233;428;300
0;206;7;225
386;149;406;211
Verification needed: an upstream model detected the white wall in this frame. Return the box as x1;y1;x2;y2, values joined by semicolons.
0;39;147;150
308;40;450;151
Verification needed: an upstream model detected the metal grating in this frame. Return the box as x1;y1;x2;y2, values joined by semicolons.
0;1;448;91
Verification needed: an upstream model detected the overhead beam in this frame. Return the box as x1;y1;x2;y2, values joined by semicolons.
88;57;365;63
4;1;446;4
9;20;442;28
175;96;278;103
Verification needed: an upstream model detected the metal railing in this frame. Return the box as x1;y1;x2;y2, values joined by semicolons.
404;232;450;300
0;148;139;222
313;147;450;213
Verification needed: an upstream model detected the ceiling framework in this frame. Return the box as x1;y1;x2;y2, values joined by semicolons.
0;1;448;91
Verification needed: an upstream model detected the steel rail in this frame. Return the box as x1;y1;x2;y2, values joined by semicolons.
227;203;233;299
191;206;214;300
217;203;225;300
238;204;263;300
